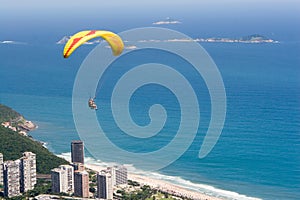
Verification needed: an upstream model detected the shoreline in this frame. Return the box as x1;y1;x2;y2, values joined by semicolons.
1;113;261;200
57;153;223;200
85;163;223;200
57;153;261;200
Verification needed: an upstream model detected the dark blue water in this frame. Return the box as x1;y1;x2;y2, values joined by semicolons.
0;41;299;200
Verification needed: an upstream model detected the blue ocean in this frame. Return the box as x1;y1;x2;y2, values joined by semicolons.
0;37;299;200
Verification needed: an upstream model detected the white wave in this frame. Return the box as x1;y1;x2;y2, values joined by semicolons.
105;45;138;50
153;17;182;25
0;40;27;45
119;165;262;200
136;38;200;43
124;45;138;50
57;152;71;162
56;152;262;200
138;39;161;43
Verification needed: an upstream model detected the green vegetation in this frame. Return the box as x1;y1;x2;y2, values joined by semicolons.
0;104;68;174
0;104;70;198
146;192;178;200
25;179;52;197
116;185;156;200
0;104;21;123
128;179;140;187
0;125;68;174
88;170;97;195
240;34;268;41
116;185;178;200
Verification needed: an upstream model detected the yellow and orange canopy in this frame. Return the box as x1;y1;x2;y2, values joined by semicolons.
63;30;124;58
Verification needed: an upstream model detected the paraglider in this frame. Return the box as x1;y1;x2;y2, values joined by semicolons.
63;30;124;111
63;30;124;58
88;97;98;110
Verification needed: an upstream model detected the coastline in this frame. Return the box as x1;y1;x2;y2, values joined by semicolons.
1;116;37;136
57;153;261;200
86;163;223;200
57;152;222;200
0;104;262;200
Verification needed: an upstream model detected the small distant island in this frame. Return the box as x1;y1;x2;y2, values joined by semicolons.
57;33;279;45
199;34;279;43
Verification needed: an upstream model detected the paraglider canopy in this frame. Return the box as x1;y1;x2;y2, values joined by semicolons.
63;30;124;58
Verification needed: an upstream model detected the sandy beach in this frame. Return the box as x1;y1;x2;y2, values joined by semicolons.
85;163;223;200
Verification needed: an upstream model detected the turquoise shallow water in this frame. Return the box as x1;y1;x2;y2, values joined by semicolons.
0;42;299;200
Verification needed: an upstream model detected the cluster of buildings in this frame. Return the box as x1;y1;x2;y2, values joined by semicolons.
0;140;127;199
51;141;127;199
97;165;128;199
0;152;37;198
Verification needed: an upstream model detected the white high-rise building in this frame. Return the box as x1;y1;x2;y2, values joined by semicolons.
97;170;113;200
61;165;74;193
0;153;3;186
20;152;37;192
108;165;127;186
3;160;21;198
51;165;74;194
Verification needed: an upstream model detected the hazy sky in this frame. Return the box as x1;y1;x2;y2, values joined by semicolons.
1;0;299;41
1;0;299;14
